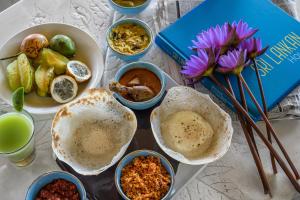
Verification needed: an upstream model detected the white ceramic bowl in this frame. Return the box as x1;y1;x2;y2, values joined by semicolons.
0;23;104;115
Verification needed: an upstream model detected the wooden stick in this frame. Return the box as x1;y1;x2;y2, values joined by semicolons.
209;74;300;192
225;76;271;196
239;74;300;179
236;75;261;159
253;59;277;174
0;52;21;61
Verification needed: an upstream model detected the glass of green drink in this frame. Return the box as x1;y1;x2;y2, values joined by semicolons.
0;108;35;167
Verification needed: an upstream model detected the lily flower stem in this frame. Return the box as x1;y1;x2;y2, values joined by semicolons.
236;75;261;159
252;58;277;174
239;74;299;179
209;74;300;192
225;76;271;196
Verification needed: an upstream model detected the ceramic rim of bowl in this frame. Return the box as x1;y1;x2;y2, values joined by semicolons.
25;171;87;199
109;0;151;9
0;109;35;155
114;61;166;106
106;18;153;57
114;149;175;200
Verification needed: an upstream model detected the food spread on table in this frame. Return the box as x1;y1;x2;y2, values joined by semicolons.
5;33;91;103
108;23;150;55
121;156;171;200
35;179;80;200
2;0;299;199
113;0;146;7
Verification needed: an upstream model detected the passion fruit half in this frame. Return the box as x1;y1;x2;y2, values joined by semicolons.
50;75;78;104
66;60;92;83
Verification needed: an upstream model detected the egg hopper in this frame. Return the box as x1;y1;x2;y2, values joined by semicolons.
56;92;179;200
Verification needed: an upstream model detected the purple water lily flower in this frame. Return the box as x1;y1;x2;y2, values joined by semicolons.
232;20;258;44
240;38;268;59
217;48;249;74
181;48;216;78
192;23;235;53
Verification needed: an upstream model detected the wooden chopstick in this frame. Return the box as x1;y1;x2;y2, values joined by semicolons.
0;53;21;61
176;0;181;19
236;75;261;158
252;59;277;174
225;76;271;196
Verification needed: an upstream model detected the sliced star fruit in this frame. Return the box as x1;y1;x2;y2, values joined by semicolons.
66;60;92;83
50;75;78;104
6;60;21;91
35;65;55;97
17;53;34;93
34;48;69;75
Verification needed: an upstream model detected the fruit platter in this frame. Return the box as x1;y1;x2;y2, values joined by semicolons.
0;23;103;115
1;0;300;200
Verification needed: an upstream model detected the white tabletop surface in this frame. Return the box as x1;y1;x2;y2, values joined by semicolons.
0;0;300;200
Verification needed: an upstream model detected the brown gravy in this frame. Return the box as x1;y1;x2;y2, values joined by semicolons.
119;68;161;101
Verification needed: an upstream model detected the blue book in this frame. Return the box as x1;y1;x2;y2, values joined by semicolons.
156;0;300;120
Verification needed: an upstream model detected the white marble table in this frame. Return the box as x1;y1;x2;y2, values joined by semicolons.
0;0;300;200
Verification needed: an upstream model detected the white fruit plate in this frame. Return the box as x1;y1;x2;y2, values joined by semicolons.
0;23;104;115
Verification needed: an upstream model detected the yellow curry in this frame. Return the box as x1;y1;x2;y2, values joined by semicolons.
109;23;150;55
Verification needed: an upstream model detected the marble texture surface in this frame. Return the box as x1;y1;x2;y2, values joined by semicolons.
0;0;300;200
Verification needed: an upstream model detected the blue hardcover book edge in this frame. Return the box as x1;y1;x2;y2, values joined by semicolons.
156;0;300;120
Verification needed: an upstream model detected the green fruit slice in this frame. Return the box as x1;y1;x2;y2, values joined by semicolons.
35;65;55;97
66;60;92;83
6;60;21;91
12;87;24;112
17;53;34;93
34;48;69;75
50;75;78;103
49;35;76;57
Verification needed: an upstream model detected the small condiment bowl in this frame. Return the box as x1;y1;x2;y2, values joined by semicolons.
113;61;166;110
25;171;87;200
106;18;153;61
108;0;152;15
115;150;175;200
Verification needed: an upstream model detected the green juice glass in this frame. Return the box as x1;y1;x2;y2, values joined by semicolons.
0;109;35;167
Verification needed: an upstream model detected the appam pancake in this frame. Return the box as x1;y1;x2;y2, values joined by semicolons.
52;89;137;175
161;110;214;158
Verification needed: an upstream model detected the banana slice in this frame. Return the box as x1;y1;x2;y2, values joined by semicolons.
50;75;78;103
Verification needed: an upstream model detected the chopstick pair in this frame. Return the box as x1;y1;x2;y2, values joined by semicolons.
208;73;300;194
